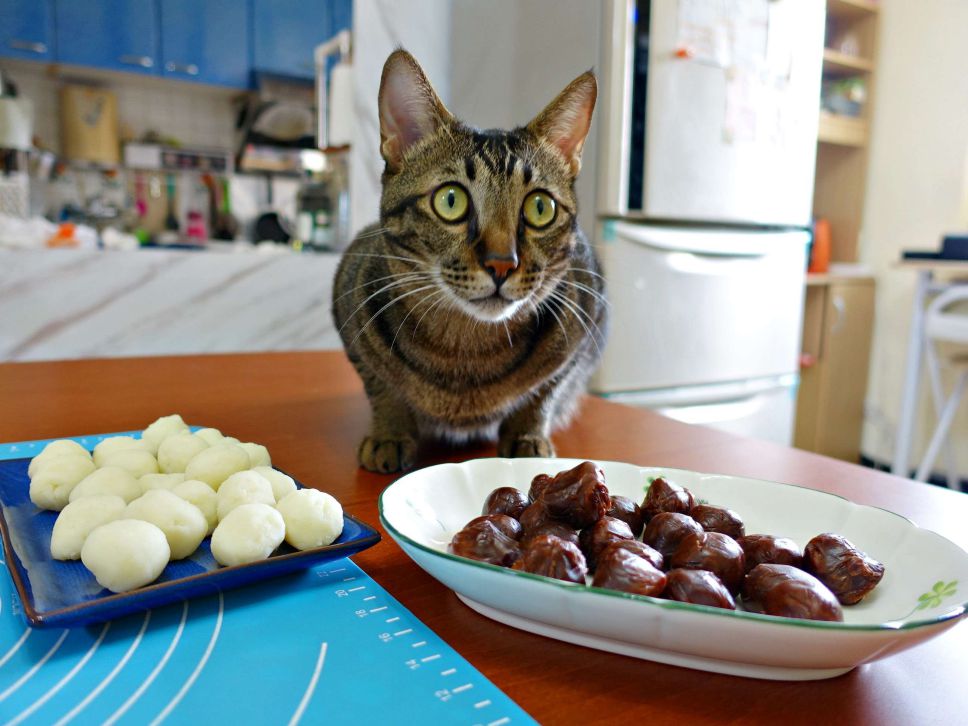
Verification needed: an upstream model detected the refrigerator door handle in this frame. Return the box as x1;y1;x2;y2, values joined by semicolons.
613;221;809;258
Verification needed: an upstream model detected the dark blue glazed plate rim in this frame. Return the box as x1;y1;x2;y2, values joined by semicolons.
0;454;380;628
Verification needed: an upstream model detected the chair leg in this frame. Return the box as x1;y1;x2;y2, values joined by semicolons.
915;368;968;489
925;343;961;489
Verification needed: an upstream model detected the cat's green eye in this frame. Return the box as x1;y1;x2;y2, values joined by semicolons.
432;183;470;223
522;191;556;229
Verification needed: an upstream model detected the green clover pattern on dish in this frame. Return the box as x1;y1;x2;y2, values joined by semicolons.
916;580;957;610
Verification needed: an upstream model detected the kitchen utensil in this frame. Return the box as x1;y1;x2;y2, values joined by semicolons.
212;176;239;240
164;173;179;232
381;457;968;681
134;172;147;217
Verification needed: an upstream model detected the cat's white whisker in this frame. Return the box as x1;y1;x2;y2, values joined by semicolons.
412;292;450;341
337;274;432;335
332;271;426;305
549;290;603;357
350;284;440;347
340;251;426;266
502;320;513;349
542;298;570;342
390;288;446;351
557;279;611;307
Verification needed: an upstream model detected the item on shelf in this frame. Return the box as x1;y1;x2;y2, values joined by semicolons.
809;218;832;274
123;143;232;173
821;78;866;118
60;86;120;165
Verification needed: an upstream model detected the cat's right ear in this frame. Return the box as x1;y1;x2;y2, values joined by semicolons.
378;50;452;172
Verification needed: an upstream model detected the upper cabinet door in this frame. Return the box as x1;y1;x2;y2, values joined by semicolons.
55;0;159;75
0;0;54;61
160;0;250;88
252;0;334;79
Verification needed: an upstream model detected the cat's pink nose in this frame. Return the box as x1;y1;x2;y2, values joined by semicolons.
484;253;519;282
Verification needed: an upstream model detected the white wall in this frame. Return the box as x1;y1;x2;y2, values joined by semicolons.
859;0;968;475
448;0;602;232
349;0;453;234
349;0;601;235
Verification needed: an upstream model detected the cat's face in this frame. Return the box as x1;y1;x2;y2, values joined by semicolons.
377;51;596;323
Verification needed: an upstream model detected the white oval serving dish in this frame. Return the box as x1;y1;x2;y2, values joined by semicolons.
379;457;968;681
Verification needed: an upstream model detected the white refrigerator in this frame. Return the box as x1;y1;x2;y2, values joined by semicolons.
590;0;826;445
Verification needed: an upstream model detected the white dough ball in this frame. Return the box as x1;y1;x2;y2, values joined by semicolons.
276;489;344;550
184;443;250;490
240;442;271;468
217;470;275;521
81;519;170;593
172;479;219;535
157;433;210;474
69;466;142;504
253;466;297;502
51;494;127;560
29;455;97;511
194;428;224;446
140;472;186;492
125;489;208;560
92;436;146;467
211;503;285;566
100;449;159;479
28;440;91;478
141;414;190;455
221;436;241;446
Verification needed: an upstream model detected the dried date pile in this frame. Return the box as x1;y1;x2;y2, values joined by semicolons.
447;461;885;622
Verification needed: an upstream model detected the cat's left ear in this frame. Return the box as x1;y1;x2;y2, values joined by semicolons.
527;71;597;175
379;49;453;172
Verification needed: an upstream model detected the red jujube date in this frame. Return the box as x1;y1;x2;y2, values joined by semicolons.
592;545;667;597
803;534;885;605
669;531;746;595
742;564;844;622
663;569;736;610
642;512;703;560
737;534;804;573
578;516;634;571
511;534;587;584
642;477;694;519
448;517;521;567
607;495;645;538
482;487;530;520
690;503;745;539
604;539;664;571
538;461;611;529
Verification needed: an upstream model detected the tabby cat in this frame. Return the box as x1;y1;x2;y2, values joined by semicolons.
332;50;608;473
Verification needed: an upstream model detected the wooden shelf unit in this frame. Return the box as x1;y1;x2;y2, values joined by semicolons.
813;0;880;262
822;48;874;75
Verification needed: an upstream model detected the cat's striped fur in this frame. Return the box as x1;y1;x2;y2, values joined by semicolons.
333;50;607;473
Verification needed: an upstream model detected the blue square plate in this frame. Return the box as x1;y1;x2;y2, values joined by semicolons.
0;446;381;628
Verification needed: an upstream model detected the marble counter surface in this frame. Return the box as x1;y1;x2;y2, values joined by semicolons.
0;248;343;361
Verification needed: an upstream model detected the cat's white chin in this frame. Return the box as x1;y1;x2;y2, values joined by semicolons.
458;295;525;323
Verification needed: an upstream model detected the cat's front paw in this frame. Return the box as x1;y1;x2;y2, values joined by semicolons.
498;435;555;459
358;436;417;473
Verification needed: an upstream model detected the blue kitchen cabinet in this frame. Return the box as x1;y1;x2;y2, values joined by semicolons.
253;0;348;79
0;0;54;61
55;0;159;75
160;0;250;88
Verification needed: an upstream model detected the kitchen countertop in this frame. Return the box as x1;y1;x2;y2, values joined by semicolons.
0;247;343;361
1;351;965;723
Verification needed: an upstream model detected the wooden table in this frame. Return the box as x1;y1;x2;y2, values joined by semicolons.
2;351;966;724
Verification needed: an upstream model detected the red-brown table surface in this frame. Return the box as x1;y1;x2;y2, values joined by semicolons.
1;351;965;725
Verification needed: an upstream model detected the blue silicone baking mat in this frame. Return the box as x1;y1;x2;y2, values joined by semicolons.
0;434;535;725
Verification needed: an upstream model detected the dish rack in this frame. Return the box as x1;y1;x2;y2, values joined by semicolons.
0;173;28;218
